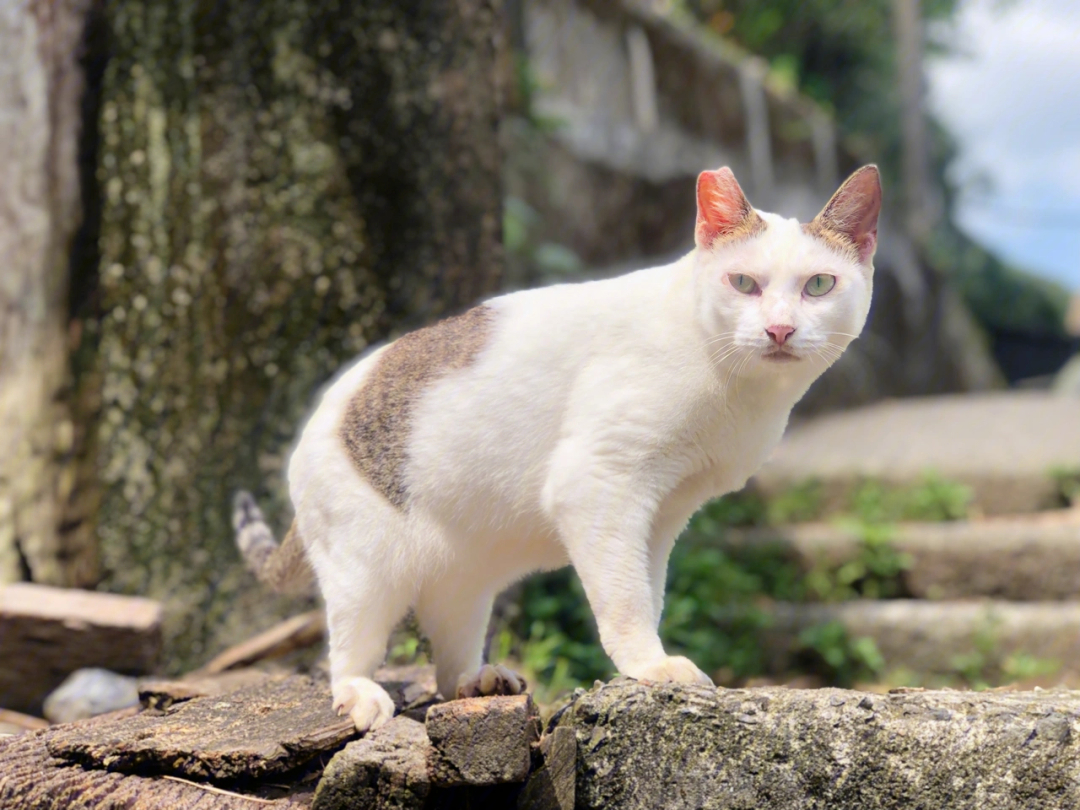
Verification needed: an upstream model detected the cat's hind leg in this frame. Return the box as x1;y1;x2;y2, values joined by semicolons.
305;527;413;732
415;570;526;701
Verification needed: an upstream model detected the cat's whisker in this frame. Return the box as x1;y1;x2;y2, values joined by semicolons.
709;344;745;366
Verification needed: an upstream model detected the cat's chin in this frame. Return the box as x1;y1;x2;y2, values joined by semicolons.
760;349;802;364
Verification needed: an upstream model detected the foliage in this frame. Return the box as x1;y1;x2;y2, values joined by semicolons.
804;520;911;603
675;0;960;190
944;616;1059;690
796;621;884;686
926;227;1072;337
848;472;972;523
1050;467;1080;507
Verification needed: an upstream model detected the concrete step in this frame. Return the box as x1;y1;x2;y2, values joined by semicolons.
720;508;1080;601
762;599;1080;680
755;392;1080;516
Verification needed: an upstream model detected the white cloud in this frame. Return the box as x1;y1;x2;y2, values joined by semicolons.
928;0;1080;289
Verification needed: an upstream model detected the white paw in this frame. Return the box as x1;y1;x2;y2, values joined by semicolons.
332;677;396;733
455;664;528;699
626;655;714;686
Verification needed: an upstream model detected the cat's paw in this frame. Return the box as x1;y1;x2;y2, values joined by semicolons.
332;677;396;732
455;664;528;699
627;655;714;686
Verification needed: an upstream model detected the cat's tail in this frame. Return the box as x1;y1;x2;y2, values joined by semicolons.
232;490;315;595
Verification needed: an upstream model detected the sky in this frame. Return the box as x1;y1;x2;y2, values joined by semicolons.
927;0;1080;291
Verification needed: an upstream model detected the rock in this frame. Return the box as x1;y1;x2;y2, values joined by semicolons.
43;668;140;724
45;674;355;781
559;679;1080;810
312;715;431;810
426;695;540;787
756;392;1080;515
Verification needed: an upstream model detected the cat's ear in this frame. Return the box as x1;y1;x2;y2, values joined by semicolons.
695;168;764;249
810;165;882;264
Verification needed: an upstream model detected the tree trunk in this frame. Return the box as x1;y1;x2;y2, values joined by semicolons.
88;0;506;669
0;0;99;588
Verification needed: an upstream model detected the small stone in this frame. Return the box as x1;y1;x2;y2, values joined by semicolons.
426;694;540;786
43;668;140;724
1035;712;1071;744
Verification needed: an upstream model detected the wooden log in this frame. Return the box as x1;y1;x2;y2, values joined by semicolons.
0;723;313;809
0;707;50;733
426;695;539;787
46;675;354;782
189;611;326;677
312;716;432;810
138;669;281;711
0;583;162;715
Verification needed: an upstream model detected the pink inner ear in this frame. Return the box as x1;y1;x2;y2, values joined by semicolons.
695;168;751;248
821;166;881;263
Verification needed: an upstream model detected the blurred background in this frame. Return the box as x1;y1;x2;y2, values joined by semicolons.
2;0;1078;720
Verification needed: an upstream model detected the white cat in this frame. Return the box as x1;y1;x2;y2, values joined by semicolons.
235;165;881;732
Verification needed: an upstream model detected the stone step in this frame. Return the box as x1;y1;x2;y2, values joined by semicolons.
762;599;1080;679
756;392;1080;516
719;508;1080;600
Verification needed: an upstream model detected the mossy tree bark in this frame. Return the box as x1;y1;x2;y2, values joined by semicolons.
0;0;100;589
89;0;505;668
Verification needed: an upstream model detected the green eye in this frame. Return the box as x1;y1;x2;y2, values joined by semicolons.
804;274;836;297
729;274;759;294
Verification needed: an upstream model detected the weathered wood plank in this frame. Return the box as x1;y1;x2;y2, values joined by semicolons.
0;583;162;714
189;612;326;678
0;724;313;809
45;675;352;782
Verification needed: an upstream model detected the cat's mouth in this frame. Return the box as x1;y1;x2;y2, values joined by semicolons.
761;348;801;363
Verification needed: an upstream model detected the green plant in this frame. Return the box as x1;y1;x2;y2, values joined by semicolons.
805;520;912;602
766;478;825;524
1050;467;1080;507
849;472;972;523
796;621;884;687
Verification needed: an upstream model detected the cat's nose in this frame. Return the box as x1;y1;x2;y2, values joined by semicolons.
765;324;795;345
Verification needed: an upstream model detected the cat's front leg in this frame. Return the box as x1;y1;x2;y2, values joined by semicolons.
545;460;712;687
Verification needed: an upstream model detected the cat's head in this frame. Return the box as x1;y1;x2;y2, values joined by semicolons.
692;165;880;378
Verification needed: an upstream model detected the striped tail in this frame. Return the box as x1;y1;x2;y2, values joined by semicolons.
232;491;314;594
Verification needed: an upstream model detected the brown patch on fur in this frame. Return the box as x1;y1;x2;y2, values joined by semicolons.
258;520;314;593
801;219;859;262
341;305;495;507
233;491;314;595
719;208;768;245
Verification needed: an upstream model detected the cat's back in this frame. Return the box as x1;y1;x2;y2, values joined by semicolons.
291;263;695;523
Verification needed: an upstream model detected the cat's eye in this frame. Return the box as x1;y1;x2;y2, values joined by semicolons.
729;274;759;295
804;274;836;297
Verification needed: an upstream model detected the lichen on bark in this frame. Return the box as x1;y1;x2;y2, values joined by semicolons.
91;0;504;669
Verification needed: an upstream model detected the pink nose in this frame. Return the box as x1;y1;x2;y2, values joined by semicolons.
766;325;795;345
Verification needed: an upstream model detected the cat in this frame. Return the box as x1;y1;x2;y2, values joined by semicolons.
235;164;881;732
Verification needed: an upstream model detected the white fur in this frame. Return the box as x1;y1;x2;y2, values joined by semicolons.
288;207;874;731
